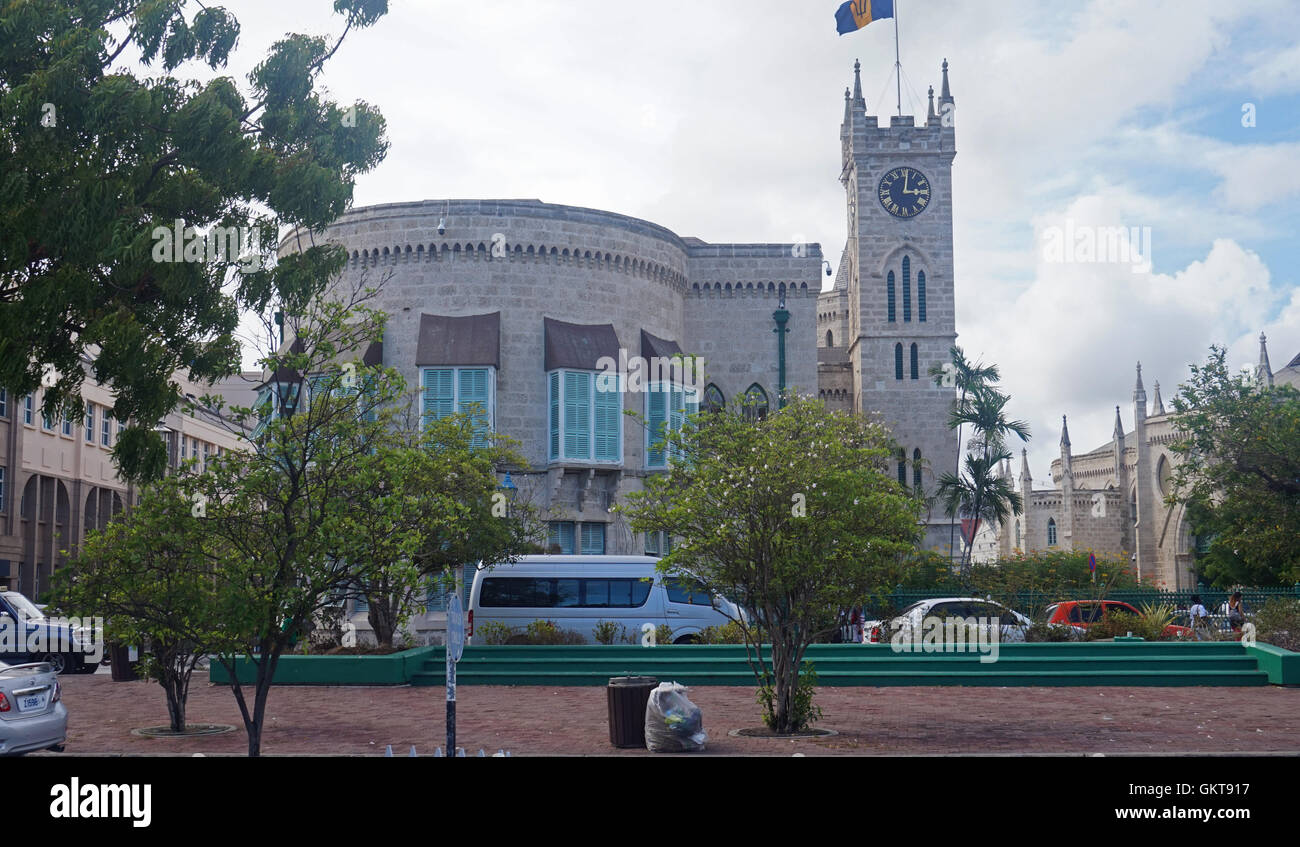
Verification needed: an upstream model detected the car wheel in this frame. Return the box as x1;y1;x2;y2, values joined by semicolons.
673;634;699;645
40;653;71;674
76;661;100;675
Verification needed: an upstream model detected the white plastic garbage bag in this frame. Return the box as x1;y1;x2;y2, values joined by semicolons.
645;681;707;752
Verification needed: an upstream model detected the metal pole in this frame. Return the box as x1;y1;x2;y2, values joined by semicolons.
894;2;902;116
773;294;790;409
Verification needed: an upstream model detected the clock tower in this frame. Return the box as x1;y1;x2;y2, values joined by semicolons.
826;58;960;552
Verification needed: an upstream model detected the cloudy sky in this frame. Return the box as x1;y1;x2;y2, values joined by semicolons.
143;0;1300;480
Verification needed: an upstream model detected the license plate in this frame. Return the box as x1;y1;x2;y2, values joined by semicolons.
18;693;49;712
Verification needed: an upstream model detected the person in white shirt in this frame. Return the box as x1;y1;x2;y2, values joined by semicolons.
1188;594;1211;640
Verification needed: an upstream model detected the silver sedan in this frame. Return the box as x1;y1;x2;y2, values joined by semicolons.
0;661;67;756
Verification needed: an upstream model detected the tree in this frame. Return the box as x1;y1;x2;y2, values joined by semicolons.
930;346;1001;563
0;0;389;481
932;357;1030;577
332;412;538;649
1168;346;1300;585
50;474;224;733
195;289;409;756
621;396;921;733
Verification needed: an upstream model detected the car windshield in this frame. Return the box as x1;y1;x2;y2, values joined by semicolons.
2;592;44;621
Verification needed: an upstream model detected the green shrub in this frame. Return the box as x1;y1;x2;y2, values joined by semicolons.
476;621;514;645
655;624;674;645
1256;597;1300;652
592;620;626;645
522;619;585;645
697;620;749;644
1024;622;1081;642
1084;607;1175;641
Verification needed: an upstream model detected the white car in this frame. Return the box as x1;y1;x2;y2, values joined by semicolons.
0;660;67;756
868;597;1033;643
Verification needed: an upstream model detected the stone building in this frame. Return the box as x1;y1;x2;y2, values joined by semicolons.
978;334;1298;589
0;361;249;599
818;60;962;550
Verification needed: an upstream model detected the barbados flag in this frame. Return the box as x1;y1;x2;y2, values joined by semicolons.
836;0;894;35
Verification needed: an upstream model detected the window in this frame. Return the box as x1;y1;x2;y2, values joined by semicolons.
913;448;923;490
42;406;53;430
644;530;673;556
548;521;576;554
0;388;5;417
897;449;907;486
910;343;919;380
918;271;927;322
646;382;698;468
887;271;896;322
1014;520;1021;548
422;367;495;448
894;344;904;380
665;578;712;606
0;467;5;511
24;395;33;425
703;384;724;414
202;442;210;471
743;384;769;420
580;522;606;555
478;577;651;609
85;402;95;442
1047;518;1058;546
62;415;72;436
101;413;112;446
902;255;912;322
547;370;620;463
825;330;833;348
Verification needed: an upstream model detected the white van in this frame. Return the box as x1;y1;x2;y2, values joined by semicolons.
467;555;741;645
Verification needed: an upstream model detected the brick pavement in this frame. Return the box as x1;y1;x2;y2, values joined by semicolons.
45;674;1300;756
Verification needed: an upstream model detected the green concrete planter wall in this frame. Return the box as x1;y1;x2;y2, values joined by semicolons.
1246;643;1300;685
209;646;438;686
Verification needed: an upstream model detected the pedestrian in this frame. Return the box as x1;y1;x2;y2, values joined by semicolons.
1188;594;1211;640
1226;591;1247;632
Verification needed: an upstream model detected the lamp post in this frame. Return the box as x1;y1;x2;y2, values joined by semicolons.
772;291;790;409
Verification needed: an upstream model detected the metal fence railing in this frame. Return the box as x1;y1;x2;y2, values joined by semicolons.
866;586;1300;619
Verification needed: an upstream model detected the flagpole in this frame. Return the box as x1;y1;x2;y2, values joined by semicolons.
894;0;902;116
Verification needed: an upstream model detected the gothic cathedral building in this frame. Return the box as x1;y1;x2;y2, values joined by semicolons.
818;60;961;552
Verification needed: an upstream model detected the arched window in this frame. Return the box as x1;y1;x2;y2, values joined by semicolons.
910;343;919;380
825;329;833;348
1130;486;1137;525
1047;518;1058;546
918;271;927;322
913;448;923;490
1015;520;1021;549
894;344;904;380
897;448;907;486
703;384;725;414
887;271;896;323
902;256;911;322
743;384;769;420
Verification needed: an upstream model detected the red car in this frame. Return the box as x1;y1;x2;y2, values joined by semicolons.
1044;601;1192;638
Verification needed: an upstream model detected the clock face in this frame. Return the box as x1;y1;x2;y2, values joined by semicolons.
877;167;931;219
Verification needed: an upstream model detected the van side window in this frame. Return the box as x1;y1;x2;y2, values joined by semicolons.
665;578;711;605
479;577;651;608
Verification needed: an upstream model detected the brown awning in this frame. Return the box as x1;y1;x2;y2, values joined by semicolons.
640;330;682;360
544;318;620;371
415;312;501;367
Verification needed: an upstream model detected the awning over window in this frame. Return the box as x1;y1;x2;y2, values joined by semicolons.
640;329;682;361
544;317;620;371
415;312;501;367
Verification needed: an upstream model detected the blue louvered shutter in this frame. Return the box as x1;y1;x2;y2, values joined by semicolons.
647;385;666;467
668;386;685;460
594;374;621;462
580;523;605;554
563;371;591;459
423;368;454;426
548;522;575;554
549;371;561;460
458;368;491;447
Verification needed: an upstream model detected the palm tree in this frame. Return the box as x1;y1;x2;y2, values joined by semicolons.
929;347;1001;565
942;384;1031;576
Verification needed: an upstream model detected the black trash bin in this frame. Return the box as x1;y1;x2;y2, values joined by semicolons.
607;676;658;748
108;644;140;681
